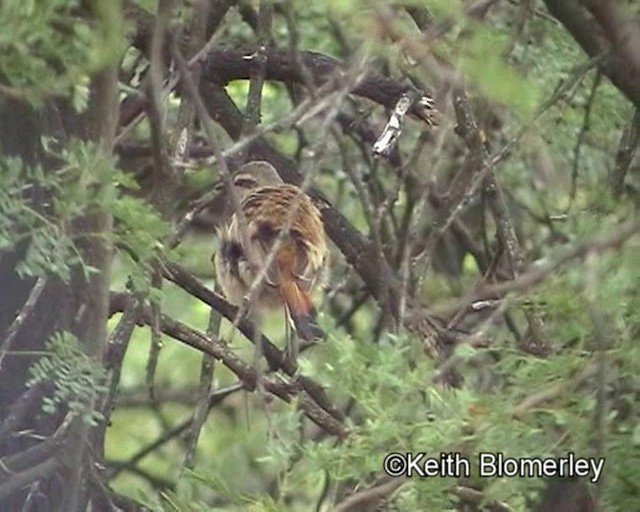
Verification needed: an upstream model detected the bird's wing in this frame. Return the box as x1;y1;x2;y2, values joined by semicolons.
240;185;325;289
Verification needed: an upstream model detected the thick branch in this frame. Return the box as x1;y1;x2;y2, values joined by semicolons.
122;1;436;123
543;0;640;106
202;47;436;122
122;0;453;368
109;293;347;438
160;260;345;423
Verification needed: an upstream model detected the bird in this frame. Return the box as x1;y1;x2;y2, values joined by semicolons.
213;161;328;348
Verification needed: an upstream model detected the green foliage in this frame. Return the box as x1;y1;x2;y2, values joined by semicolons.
128;234;639;511
3;1;637;510
0;137;169;287
0;0;123;106
28;331;108;426
108;3;639;505
460;25;540;117
0;155;82;281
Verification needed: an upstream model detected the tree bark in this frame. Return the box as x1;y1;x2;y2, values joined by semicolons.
0;3;121;509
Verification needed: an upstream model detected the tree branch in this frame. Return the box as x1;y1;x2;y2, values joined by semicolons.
160;306;346;437
543;0;640;106
122;0;437;123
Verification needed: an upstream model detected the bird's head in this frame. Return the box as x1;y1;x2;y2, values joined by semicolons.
212;161;284;198
231;161;283;195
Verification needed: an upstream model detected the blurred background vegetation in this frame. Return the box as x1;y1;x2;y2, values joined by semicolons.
1;0;639;511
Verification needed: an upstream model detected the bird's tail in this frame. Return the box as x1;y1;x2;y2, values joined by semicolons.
279;277;324;341
277;244;324;342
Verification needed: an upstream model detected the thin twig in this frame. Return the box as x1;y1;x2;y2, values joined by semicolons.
102;290;141;419
512;362;598;418
609;108;640;198
108;382;243;479
333;476;406;512
181;308;219;472
110;299;348;436
0;458;60;501
145;0;177;400
157;262;344;422
434;218;640;317
570;70;601;203
0;384;47;442
242;0;272;132
0;277;47;370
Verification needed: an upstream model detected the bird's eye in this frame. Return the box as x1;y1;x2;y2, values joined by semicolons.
233;176;257;188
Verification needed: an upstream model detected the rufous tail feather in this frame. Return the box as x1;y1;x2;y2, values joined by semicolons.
277;244;324;342
279;278;324;341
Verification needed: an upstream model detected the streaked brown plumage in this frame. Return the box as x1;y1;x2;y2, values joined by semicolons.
213;161;327;342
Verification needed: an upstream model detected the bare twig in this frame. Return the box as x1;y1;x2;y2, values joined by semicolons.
609;108;640;197
123;3;438;121
157;262;344;422
169;38;265;344
181;308;219;472
570;71;601;203
0;384;46;442
512;362;598;418
145;0;177;400
407;4;554;353
170;0;211;159
107;381;241;478
435;218;640;317
333;476;406;512
451;485;513;512
543;0;640;106
0;458;60;501
0;277;46;370
417;55;600;272
242;0;272;132
102;290;141;418
109;295;347;437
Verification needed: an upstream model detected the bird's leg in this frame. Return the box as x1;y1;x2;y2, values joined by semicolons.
284;306;299;366
247;305;265;393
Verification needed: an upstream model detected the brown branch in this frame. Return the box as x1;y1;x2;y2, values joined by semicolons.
609;108;640;198
405;5;551;355
107;382;242;479
451;485;513;512
0;414;73;478
333;476;406;512
101;291;141;419
144;0;179;401
122;0;454;370
570;71;602;202
181;308;218;472
109;293;348;438
542;0;640;106
160;260;345;423
0;457;60;501
242;0;272;131
0;277;47;370
435;218;640;317
201;46;437;124
585;0;640;85
0;384;47;443
122;1;437;123
512;362;598;418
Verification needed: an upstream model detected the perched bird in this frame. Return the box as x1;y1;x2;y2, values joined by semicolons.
213;161;328;345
